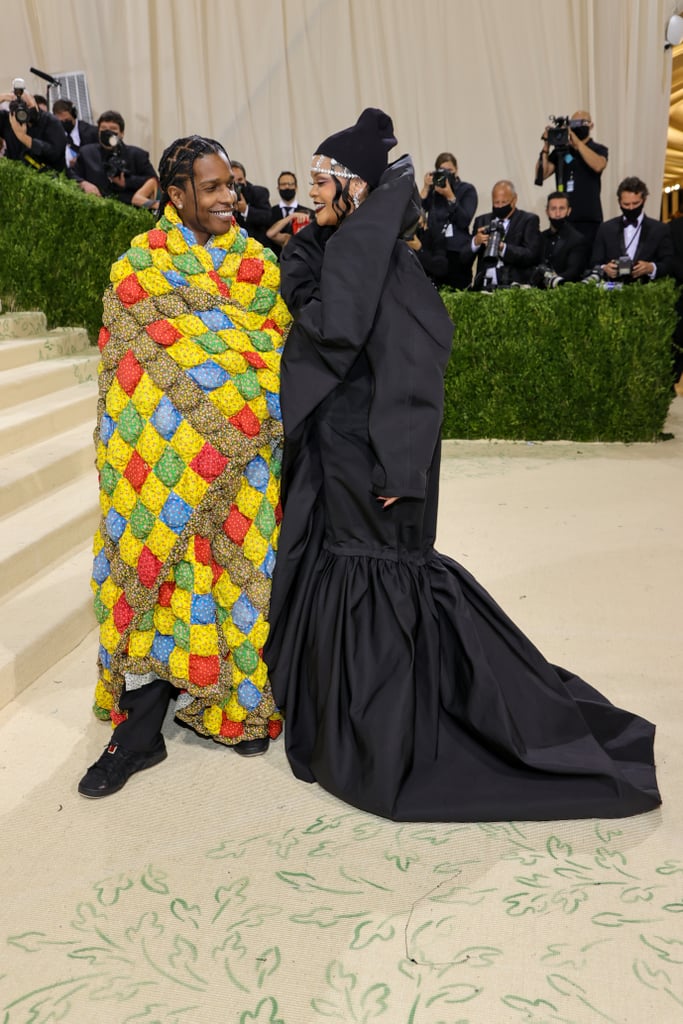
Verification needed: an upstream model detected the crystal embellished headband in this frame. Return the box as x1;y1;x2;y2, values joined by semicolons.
310;154;357;179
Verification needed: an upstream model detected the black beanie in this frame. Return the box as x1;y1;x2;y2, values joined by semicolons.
316;107;397;188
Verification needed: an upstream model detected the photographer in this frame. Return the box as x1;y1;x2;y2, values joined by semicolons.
589;176;672;284
534;110;607;250
266;170;314;255
68;110;158;207
52;98;98;168
419;151;477;289
230;160;272;247
530;192;589;288
405;211;449;283
0;81;66;172
466;179;541;289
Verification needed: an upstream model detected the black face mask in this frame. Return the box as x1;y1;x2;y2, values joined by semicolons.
99;130;119;149
620;204;644;225
493;203;512;219
549;216;568;232
62;118;75;134
572;125;590;142
279;187;296;202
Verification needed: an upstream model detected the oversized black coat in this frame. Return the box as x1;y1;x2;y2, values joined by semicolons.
264;156;660;823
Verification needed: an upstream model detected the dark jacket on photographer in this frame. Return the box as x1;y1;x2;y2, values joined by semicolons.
68;140;157;204
468;208;542;287
590;212;673;282
0;109;66;172
234;181;272;248
407;222;449;283
539;221;589;282
421;175;477;289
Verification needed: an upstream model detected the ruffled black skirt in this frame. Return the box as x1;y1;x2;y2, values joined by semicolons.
264;372;660;822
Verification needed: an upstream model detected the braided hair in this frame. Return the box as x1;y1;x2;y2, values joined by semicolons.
157;135;229;221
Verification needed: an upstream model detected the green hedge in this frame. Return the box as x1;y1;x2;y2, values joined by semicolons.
0;161;677;441
0;160;153;340
440;281;678;442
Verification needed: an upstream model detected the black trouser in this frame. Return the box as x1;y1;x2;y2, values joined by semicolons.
112;678;174;751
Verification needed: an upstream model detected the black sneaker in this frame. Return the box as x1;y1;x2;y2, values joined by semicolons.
78;737;167;798
232;736;270;757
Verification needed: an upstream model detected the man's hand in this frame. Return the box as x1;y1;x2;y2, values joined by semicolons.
80;181;102;197
474;226;490;247
8;112;30;146
602;261;619;280
568;127;585;148
234;192;248;214
376;496;399;508
435;179;455;203
110;172;127;188
632;260;654;279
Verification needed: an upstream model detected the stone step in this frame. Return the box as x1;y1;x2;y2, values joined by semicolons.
0;351;99;411
0;544;96;711
0;329;91;371
0;422;95;517
0;379;97;456
0;472;99;602
0;311;47;339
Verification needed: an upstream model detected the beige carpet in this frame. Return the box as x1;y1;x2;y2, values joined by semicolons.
2;401;682;1024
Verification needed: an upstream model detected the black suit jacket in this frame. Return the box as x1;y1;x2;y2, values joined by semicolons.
266;201;314;255
467;208;542;285
75;120;99;147
234;182;272;246
68;141;157;203
591;214;673;280
540;224;589;281
0;109;66;171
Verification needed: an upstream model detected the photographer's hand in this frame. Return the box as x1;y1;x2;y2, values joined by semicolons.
110;172;127;188
436;181;455;203
474;226;489;247
632;260;654;279
420;171;432;199
235;193;248;215
603;261;619;280
8;112;30;146
80;181;103;197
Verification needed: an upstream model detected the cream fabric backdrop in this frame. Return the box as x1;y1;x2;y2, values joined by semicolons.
0;0;676;221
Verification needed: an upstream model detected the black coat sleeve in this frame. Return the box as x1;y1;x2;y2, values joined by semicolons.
366;245;453;498
122;146;158;191
590;223;610;268
28;115;66;169
244;183;272;231
555;233;589;281
503;212;542;268
649;222;674;279
448;180;478;233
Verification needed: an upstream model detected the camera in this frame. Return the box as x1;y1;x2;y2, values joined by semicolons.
529;264;564;289
233;181;245;198
546;115;586;150
101;133;127;181
8;78;32;127
616;256;633;281
432;169;451;188
482;217;506;262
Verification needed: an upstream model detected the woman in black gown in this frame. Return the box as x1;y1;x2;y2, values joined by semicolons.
264;108;661;823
